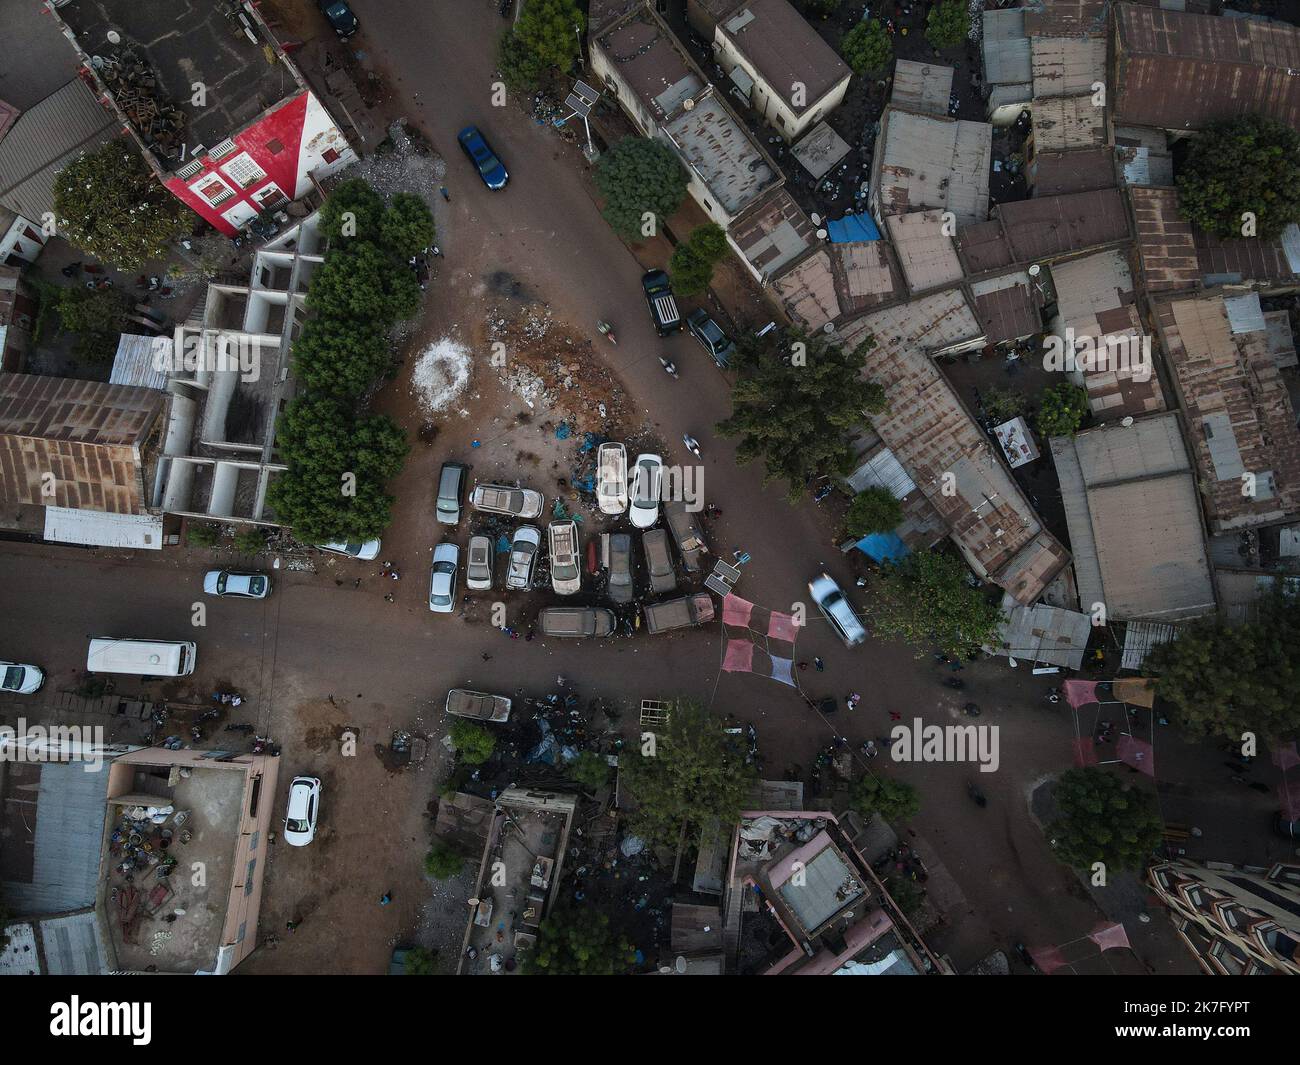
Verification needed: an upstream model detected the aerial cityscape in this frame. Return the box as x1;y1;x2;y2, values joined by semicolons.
1;0;1299;994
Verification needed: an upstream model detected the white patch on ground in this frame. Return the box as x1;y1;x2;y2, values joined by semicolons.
412;337;472;415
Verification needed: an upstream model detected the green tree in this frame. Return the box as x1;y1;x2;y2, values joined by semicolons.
319;178;386;243
307;240;421;323
498;0;585;91
841;19;893;75
381;193;437;258
293;317;391;398
54;142;190;270
619;700;756;848
869;550;1004;658
424;843;466;879
268;397;408;541
716;329;886;503
448;720;497;766
1047;768;1163;873
804;0;840;17
1176;115;1300;240
522;907;636;974
57;288;128;334
925;0;970;50
844;486;902;537
1145;592;1300;741
186;522;220;548
982;386;1027;423
566;750;611;790
1036;381;1089;438
595;137;689;242
669;223;730;297
403;946;439;974
232;528;267;554
848;774;920;821
884;876;923;918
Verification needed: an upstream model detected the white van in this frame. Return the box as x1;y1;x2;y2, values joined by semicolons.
87;638;198;677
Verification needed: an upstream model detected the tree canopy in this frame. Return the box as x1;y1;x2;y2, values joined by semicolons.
868;551;1005;659
292;317;391;398
848;774;920;822
380;192;437;258
619;700;756;848
716;330;886;503
54;142;190;270
1145;592;1300;742
1036;381;1089;439
1047;768;1163;873
595;137;689;242
498;0;585;91
669;223;730;296
522;907;636;975
448;720;497;766
318;178;386;243
307;240;421;323
424;843;466;880
843;486;903;537
1175;115;1300;241
925;0;970;50
840;19;893;75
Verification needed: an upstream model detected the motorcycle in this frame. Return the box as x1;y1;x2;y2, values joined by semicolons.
682;433;701;458
967;781;987;807
659;356;678;379
963;702;981;717
596;320;618;345
943;676;966;690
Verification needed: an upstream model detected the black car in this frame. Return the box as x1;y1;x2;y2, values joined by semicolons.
642;270;682;336
1275;812;1300;841
318;0;360;39
686;308;735;367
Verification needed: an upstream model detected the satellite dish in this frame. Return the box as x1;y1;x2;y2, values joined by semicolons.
816;228;828;240
107;30;121;45
683;97;695;111
822;322;835;333
1008;656;1019;668
675;956;688;974
1028;264;1041;277
810;212;822;225
1121;416;1134;427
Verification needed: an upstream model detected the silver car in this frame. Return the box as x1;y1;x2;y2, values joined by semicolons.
471;483;544;519
428;542;460;613
606;533;633;604
808;573;867;647
548;520;581;596
466;534;494;591
506;525;542;591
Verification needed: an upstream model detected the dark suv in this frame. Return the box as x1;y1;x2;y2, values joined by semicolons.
686;308;735;367
641;270;682;336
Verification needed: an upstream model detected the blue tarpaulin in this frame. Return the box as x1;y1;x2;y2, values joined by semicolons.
855;531;909;564
827;212;881;243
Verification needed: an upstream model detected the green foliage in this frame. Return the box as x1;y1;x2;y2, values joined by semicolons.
403;946;439;974
925;0;970;50
424;843;466;880
498;0;585;91
982;386;1027;423
844;486;903;537
716;330;886;503
1145;592;1300;742
869;551;1005;658
848;774;920;822
620;700;756;848
308;240;421;323
448;720;497;766
1176;115;1300;241
669;223;730;296
841;19;893;75
883;876;923;918
803;0;840;17
595;138;689;242
186;522;220;548
267;397;408;541
1035;381;1089;438
319;178;385;243
381;193;436;258
54;142;190;270
1047;768;1163;873
522;907;636;974
566;750;611;790
292;317;391;398
57;288;127;334
232;528;267;554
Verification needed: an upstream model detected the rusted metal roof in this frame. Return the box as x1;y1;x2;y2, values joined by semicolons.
729;187;816;280
1027;147;1115;197
970;270;1042;344
1022;0;1108;39
994;187;1130;263
1194;227;1298;286
0;373;163;514
718;0;849;114
1114;5;1300;130
1130;187;1200;293
1030;35;1106;98
1154;295;1300;531
770;241;900;328
886;210;964;293
871;108;992;226
891;60;954;117
1030;94;1104;151
955;219;1017;274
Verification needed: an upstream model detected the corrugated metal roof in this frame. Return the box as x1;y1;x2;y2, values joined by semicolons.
40;910;110;975
1223;292;1267;336
43;505;163;549
1130;187;1200;293
772;247;840;330
891;60;954;117
983;10;1033;86
998;598;1091;668
0;79;119;221
1120;620;1177;670
873;109;991;225
1030;36;1106;98
1028;147;1115;197
846;447;916;498
730;188;815;279
1030;94;1104;150
790;121;851;180
995;187;1129;263
885;210;964;293
970;270;1041;343
1116;144;1173;188
110;334;172;391
1022;0;1108;38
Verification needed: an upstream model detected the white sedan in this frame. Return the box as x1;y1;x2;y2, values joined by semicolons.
283;776;321;847
808;573;868;647
203;570;271;599
0;662;45;695
317;538;381;560
428;541;460;613
629;453;664;530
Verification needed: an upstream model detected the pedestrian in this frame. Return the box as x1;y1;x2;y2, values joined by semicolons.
389;570;400;581
439;186;450;202
286;919;300;932
61;262;82;278
481;652;493;661
431;245;443;258
949;660;963;672
384;593;395;603
525;626;535;642
798;661;809;671
230;694;242;707
889;710;902;721
814;657;825;672
379;892;392;906
354;578;361;589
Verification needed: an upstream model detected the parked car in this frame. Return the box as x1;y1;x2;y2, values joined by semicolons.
458;125;509;190
548;520;581;595
664;500;707;573
605;533;633;604
446;688;511;722
506;525;542;591
686;308;735;367
808;573;867;647
642;270;682;335
436;462;469;524
643;593;714;634
471;483;544;519
317;538;381;560
641;528;676;596
202;570;271;599
539;606;616;638
0;662;44;695
317;0;359;38
629;453;664;530
283;776;321;847
596;442;628;515
1275;812;1300;842
428;542;460;613
466;534;494;591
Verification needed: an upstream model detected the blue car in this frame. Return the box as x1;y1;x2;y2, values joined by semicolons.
317;0;359;39
458;126;509;190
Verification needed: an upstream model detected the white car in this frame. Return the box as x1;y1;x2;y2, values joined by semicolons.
808;573;868;647
596;442;628;515
471;483;545;519
629;453;664;530
429;542;460;613
283;776;321;847
203;570;271;599
506;525;542;591
548;520;582;595
466;534;494;591
317;539;381;561
0;662;45;695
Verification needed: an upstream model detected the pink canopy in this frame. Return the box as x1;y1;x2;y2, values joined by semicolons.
1088;922;1132;953
1272;742;1300;771
1071;737;1099;767
722;639;754;673
1029;944;1069;974
1064;679;1101;709
1116;735;1155;777
721;594;754;627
